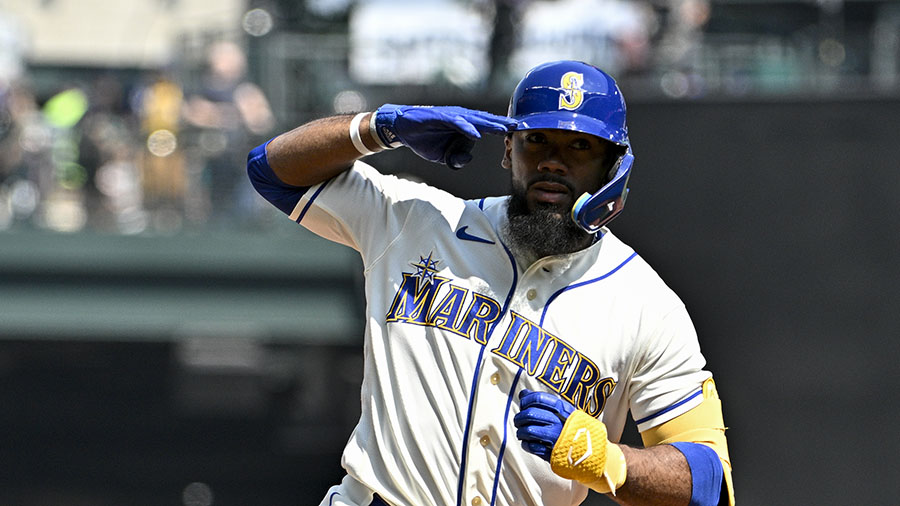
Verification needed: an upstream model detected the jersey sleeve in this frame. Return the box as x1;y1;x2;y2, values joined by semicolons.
247;139;457;265
294;162;425;257
628;305;712;432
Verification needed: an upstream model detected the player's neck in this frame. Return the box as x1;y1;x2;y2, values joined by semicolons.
501;225;595;269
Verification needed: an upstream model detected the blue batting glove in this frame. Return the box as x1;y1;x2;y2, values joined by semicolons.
373;104;517;169
513;389;577;462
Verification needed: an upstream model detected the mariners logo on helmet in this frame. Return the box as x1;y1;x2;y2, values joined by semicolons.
558;71;585;111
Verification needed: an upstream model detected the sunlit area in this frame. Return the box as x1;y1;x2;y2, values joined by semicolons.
0;0;898;505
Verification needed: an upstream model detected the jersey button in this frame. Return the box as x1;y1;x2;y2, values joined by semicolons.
472;497;483;506
489;373;500;385
479;435;491;447
526;288;537;300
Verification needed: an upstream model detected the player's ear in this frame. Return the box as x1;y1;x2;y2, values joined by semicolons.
501;134;512;169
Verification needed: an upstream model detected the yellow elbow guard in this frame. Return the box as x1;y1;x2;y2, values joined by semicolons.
641;378;734;506
549;410;627;494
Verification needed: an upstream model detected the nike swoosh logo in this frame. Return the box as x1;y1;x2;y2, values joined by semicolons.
456;226;495;244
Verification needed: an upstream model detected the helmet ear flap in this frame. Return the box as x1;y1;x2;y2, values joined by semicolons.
571;152;633;234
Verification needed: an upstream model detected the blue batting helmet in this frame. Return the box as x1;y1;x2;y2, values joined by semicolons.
508;60;633;233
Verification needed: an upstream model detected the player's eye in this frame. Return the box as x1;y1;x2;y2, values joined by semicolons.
524;132;547;144
570;138;593;150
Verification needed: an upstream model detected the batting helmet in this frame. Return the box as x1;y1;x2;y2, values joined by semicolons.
508;60;634;233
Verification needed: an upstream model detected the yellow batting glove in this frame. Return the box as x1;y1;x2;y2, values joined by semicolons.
550;410;628;495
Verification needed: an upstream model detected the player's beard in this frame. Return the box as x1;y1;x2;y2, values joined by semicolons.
504;177;594;260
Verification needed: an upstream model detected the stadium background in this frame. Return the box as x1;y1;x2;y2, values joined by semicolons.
1;1;898;505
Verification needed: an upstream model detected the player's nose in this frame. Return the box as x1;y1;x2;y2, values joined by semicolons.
538;141;569;176
537;151;569;176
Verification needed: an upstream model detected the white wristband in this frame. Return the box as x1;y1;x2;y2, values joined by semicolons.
349;112;376;157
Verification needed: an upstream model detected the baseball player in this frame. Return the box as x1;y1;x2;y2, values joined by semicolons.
247;60;734;506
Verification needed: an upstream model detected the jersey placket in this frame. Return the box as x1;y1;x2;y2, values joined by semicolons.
461;263;556;506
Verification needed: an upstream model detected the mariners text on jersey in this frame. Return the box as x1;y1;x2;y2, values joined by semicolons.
385;257;616;417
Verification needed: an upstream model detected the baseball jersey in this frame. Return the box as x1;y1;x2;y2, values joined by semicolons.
248;149;712;506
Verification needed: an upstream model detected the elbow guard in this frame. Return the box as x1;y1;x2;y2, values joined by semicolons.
642;378;734;505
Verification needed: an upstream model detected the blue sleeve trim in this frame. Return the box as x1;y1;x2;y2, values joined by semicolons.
295;179;330;225
246;138;310;216
671;442;725;506
634;388;703;426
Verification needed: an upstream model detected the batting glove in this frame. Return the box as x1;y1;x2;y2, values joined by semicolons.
514;389;576;461
514;389;627;494
372;104;517;169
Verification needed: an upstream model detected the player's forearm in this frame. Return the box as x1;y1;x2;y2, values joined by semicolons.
266;113;381;187
607;444;692;506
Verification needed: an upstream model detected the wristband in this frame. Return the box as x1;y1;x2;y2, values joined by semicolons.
349;112;376;157
671;442;725;506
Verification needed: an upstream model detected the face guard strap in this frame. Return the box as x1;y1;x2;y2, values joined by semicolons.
571;152;633;234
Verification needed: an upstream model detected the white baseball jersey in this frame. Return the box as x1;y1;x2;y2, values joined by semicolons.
252;157;712;506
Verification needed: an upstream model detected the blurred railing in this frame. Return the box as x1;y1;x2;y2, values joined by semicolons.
0;223;364;342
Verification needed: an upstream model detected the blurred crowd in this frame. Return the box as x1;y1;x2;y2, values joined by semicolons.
0;0;764;236
0;41;275;235
0;0;693;237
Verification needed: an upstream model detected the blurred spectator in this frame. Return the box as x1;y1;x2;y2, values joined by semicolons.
134;70;187;233
182;40;275;228
665;0;710;62
655;0;711;97
509;0;653;78
39;84;90;232
78;74;144;233
2;39;276;235
0;79;43;230
0;6;27;90
0;7;28;194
